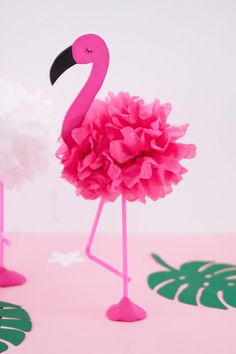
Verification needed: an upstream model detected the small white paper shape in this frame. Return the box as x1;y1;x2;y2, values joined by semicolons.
47;251;85;267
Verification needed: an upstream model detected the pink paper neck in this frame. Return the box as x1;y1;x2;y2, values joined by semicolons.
62;53;109;147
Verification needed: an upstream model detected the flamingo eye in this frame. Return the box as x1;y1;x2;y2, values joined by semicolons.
85;48;93;54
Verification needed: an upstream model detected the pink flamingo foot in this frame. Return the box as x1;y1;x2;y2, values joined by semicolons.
106;297;147;322
0;267;26;287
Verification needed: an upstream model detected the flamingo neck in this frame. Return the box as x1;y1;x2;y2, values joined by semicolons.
62;57;109;147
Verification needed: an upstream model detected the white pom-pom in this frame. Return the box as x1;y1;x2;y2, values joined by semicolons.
0;78;53;189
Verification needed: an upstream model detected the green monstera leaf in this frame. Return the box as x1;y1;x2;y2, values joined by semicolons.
147;254;236;310
0;301;32;352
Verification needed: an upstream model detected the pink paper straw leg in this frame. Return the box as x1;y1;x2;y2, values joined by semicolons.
85;198;130;281
0;182;4;268
106;195;147;321
122;195;128;297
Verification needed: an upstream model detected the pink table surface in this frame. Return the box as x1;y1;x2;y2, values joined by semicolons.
1;233;236;354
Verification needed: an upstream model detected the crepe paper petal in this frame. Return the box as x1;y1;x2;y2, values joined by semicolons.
58;92;196;202
147;254;236;310
0;301;32;352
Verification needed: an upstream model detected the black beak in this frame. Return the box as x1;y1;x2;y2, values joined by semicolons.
50;46;76;85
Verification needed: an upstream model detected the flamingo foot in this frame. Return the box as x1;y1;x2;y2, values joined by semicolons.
0;267;26;287
106;297;147;322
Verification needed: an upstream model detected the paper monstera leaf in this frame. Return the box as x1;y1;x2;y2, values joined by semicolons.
147;254;236;310
0;301;32;352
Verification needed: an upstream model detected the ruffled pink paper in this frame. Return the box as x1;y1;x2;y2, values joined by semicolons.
57;92;196;203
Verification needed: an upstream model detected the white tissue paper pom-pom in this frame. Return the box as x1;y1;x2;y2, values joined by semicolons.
0;78;53;189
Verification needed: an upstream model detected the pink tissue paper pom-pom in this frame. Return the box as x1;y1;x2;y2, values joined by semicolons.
0;78;53;189
57;92;196;203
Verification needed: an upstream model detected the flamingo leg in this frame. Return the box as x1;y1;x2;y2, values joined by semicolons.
0;182;4;268
121;194;128;297
106;195;147;321
85;197;130;281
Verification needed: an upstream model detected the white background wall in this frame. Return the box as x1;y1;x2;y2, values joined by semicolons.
1;0;236;235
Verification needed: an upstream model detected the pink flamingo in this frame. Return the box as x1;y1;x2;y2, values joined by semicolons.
50;34;196;322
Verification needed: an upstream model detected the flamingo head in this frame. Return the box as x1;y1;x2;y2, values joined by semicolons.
50;34;109;85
